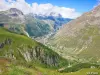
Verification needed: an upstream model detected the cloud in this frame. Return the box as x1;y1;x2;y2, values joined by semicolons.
0;0;81;19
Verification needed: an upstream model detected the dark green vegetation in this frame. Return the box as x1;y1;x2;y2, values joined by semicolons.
61;63;100;73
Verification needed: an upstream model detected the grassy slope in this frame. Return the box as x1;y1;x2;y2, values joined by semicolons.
0;27;68;64
24;67;100;75
48;25;100;62
7;65;100;75
0;27;67;74
0;27;36;60
0;59;100;75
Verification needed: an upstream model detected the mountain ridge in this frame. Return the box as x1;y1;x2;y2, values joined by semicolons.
56;5;100;37
0;8;72;39
47;5;100;63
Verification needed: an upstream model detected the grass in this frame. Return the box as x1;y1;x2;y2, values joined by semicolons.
48;25;100;63
11;66;100;75
0;58;100;75
0;27;68;73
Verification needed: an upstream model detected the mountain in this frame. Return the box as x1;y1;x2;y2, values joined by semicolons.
25;14;52;37
0;8;27;36
33;13;72;32
0;8;72;39
27;13;72;43
0;8;25;24
48;5;100;63
0;8;52;38
0;27;69;74
25;13;72;39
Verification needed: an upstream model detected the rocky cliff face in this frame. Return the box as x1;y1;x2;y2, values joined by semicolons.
4;44;59;66
15;46;59;66
17;46;59;66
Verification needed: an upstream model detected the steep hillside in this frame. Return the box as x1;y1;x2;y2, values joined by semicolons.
0;27;68;67
48;5;100;63
0;27;70;74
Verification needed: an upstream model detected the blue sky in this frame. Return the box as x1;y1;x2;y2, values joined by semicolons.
26;0;98;13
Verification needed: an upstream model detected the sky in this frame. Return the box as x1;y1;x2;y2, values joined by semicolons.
25;0;98;13
0;0;99;19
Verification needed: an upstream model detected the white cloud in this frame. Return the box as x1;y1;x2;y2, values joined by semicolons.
0;0;81;19
31;3;81;18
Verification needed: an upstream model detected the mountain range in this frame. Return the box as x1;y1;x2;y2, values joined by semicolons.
0;5;100;75
0;8;72;38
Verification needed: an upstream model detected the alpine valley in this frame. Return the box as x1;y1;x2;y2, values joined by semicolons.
0;3;100;75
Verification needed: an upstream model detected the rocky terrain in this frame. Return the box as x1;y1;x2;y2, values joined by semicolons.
48;5;100;63
0;8;25;24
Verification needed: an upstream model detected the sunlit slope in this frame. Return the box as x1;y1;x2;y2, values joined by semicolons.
0;27;68;68
48;5;100;63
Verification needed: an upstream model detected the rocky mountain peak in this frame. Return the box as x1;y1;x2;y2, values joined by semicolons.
8;8;24;16
49;12;62;18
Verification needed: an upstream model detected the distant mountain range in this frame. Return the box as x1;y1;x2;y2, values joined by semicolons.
0;8;72;38
33;13;72;31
